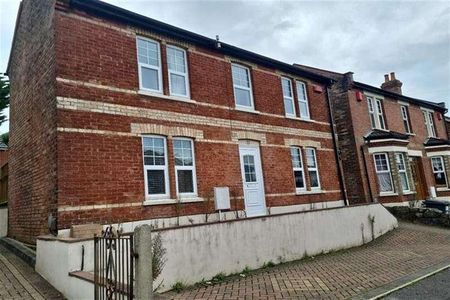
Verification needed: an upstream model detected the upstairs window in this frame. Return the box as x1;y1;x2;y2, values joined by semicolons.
305;148;320;189
142;136;169;199
423;110;436;137
232;64;254;110
374;153;393;193
296;81;310;119
431;156;447;187
282;78;296;117
137;37;162;93
400;106;412;134
367;96;386;130
290;147;306;191
167;46;189;97
395;153;410;192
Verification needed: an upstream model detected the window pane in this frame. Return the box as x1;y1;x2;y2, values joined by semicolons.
170;73;187;95
290;148;302;168
167;47;186;73
143;137;165;166
299;101;309;118
375;154;388;171
232;65;250;87
434;172;447;186
235;88;252;107
243;155;256;183
400;173;409;191
395;154;405;171
177;170;194;193
284;99;295;115
137;38;159;67
377;173;393;192
294;171;304;188
141;67;159;90
147;170;165;194
432;157;444;172
296;82;307;101
306;149;316;168
309;171;319;188
174;139;193;166
282;78;292;97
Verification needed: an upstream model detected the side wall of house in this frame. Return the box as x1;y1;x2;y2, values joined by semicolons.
7;0;58;244
53;7;343;229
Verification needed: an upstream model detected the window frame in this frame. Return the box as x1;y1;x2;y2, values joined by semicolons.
231;63;255;111
395;152;410;192
142;135;170;200
305;147;321;190
136;36;163;94
290;147;306;192
431;156;447;187
400;106;412;134
296;81;310;120
173;137;198;198
367;96;386;130
373;153;394;194
166;45;190;98
281;77;296;117
423;110;436;138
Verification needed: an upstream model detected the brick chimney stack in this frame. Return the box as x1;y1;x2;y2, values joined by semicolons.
381;72;402;94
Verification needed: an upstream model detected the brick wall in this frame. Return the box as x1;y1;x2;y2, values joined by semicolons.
49;5;343;229
7;0;58;244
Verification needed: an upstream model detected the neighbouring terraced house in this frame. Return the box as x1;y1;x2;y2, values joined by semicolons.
295;65;450;206
6;0;347;244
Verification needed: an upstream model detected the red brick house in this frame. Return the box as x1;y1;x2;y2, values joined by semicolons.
295;65;449;206
6;0;345;243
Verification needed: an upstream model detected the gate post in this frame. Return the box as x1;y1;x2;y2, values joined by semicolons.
134;225;153;300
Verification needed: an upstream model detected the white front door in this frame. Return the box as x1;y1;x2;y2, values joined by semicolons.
239;144;266;217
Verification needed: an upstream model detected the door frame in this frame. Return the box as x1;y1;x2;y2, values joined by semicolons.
409;156;428;200
238;141;267;217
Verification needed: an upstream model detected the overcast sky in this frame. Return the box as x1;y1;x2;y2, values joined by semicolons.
1;0;449;133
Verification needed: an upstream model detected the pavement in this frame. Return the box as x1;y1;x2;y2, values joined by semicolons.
162;222;450;299
0;244;64;300
383;268;450;300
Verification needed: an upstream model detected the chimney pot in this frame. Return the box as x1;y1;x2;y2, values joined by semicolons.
390;72;396;80
384;74;389;82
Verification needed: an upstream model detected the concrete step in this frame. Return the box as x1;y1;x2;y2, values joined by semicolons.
0;237;36;267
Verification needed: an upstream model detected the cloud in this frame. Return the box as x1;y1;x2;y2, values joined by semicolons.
0;0;449;134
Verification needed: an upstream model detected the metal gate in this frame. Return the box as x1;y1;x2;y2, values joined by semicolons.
94;227;134;299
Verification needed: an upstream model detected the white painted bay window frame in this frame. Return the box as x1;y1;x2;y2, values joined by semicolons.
282;77;296;117
373;153;394;194
173;137;198;198
290;147;306;192
395;152;410;192
231;64;254;111
136;36;163;94
142;135;170;201
167;45;190;98
296;81;310;119
431;156;447;187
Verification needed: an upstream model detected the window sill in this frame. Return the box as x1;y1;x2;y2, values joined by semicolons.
234;107;260;114
285;116;313;123
379;192;398;197
436;187;450;192
402;191;416;195
296;190;324;195
138;90;196;104
406;133;416;136
143;197;204;206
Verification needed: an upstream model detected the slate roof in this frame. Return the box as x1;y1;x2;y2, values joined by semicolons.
424;137;450;147
364;129;409;142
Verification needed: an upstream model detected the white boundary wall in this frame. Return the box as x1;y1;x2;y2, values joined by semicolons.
36;203;397;298
155;203;397;291
0;206;7;237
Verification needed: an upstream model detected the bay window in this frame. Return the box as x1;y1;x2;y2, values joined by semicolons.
137;37;162;93
395;153;410;192
374;153;394;193
431;156;447;187
142;136;169;199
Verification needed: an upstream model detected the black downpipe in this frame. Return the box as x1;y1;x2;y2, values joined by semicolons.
325;86;349;206
360;144;375;203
